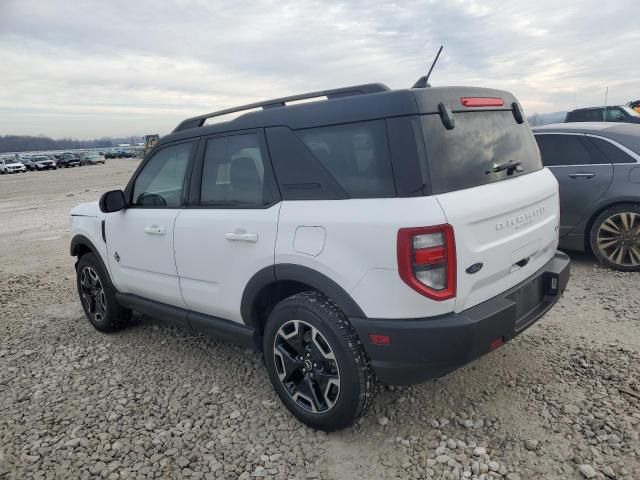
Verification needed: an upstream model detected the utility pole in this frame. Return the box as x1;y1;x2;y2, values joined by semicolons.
603;86;609;121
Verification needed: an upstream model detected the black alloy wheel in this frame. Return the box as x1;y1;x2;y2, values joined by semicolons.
272;319;341;414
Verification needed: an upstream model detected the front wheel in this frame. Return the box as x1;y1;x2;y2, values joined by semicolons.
76;253;131;332
263;292;375;431
590;204;640;272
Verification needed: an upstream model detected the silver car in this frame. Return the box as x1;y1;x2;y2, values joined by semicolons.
534;122;640;271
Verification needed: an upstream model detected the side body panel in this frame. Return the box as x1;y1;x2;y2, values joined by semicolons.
550;163;613;237
105;209;185;308
174;205;281;323
70;202;108;269
276;197;454;319
561;163;640;251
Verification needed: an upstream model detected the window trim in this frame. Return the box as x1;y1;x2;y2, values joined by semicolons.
534;132;640;166
187;128;281;210
124;138;198;209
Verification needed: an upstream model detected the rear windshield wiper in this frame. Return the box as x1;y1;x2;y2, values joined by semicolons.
486;160;523;175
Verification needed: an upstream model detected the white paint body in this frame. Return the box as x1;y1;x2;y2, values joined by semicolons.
70;168;559;322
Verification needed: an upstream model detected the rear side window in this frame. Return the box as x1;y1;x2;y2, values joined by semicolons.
421;111;542;194
587;137;637;164
200;133;270;207
535;134;603;166
296;120;395;198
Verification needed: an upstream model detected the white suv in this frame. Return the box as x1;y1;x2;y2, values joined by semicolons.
0;158;27;174
70;83;570;431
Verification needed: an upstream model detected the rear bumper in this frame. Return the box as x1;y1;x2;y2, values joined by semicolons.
349;251;570;385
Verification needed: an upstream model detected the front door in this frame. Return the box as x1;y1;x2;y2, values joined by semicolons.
536;133;613;237
174;131;281;324
106;140;195;307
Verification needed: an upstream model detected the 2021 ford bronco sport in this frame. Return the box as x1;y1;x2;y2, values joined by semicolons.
70;82;570;431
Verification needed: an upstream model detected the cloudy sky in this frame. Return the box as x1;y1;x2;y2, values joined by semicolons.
1;0;638;139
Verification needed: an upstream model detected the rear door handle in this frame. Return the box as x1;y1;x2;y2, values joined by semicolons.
225;232;258;243
144;225;166;235
569;172;595;179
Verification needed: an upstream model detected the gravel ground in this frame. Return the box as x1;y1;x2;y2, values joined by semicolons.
1;159;639;480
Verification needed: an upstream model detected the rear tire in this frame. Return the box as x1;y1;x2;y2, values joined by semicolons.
76;253;131;332
590;203;640;272
263;291;376;431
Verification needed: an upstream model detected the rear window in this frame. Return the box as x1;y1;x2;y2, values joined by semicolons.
420;111;542;194
296;120;396;198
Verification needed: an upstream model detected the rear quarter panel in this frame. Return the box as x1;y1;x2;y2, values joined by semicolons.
276;197;457;319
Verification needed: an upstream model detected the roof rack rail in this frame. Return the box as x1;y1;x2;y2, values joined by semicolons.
173;83;390;132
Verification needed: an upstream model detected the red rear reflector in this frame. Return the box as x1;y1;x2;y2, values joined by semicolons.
369;334;391;345
490;337;505;350
460;97;504;108
414;246;445;265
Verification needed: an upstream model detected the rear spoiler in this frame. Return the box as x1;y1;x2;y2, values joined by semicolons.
412;87;525;129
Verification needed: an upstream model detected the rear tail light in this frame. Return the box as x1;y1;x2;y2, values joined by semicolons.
397;225;456;300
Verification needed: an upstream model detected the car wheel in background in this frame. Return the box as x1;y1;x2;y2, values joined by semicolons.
76;252;132;332
263;291;376;431
590;203;640;272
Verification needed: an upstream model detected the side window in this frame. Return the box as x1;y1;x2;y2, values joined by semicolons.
131;142;192;207
587;137;636;164
605;108;625;121
588;109;605;122
295;120;396;198
200;133;268;207
535;134;596;166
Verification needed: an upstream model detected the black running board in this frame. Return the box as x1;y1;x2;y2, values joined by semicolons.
115;293;257;350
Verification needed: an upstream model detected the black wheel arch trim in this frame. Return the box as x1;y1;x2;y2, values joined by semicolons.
70;234;99;257
241;263;366;329
70;234;116;289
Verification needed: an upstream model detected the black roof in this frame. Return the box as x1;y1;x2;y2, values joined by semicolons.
156;84;518;148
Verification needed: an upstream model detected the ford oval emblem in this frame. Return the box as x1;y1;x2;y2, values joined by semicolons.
466;262;483;274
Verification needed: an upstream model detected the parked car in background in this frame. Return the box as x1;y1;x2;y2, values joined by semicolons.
0;157;27;174
56;152;81;168
79;152;105;165
71;82;569;431
23;155;57;170
534;122;640;271
104;149;128;159
565;106;640;124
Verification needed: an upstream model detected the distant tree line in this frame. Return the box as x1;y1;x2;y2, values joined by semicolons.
0;135;144;153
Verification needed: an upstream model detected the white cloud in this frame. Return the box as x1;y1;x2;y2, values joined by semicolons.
0;0;638;138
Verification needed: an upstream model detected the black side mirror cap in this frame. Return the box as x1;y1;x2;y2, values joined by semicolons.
99;190;126;213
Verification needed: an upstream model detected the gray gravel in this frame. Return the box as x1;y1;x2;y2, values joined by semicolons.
1;160;639;479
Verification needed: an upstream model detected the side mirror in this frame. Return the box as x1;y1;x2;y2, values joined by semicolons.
99;189;126;213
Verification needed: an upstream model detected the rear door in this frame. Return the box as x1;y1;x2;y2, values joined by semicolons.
174;130;280;324
419;106;560;312
535;133;613;237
